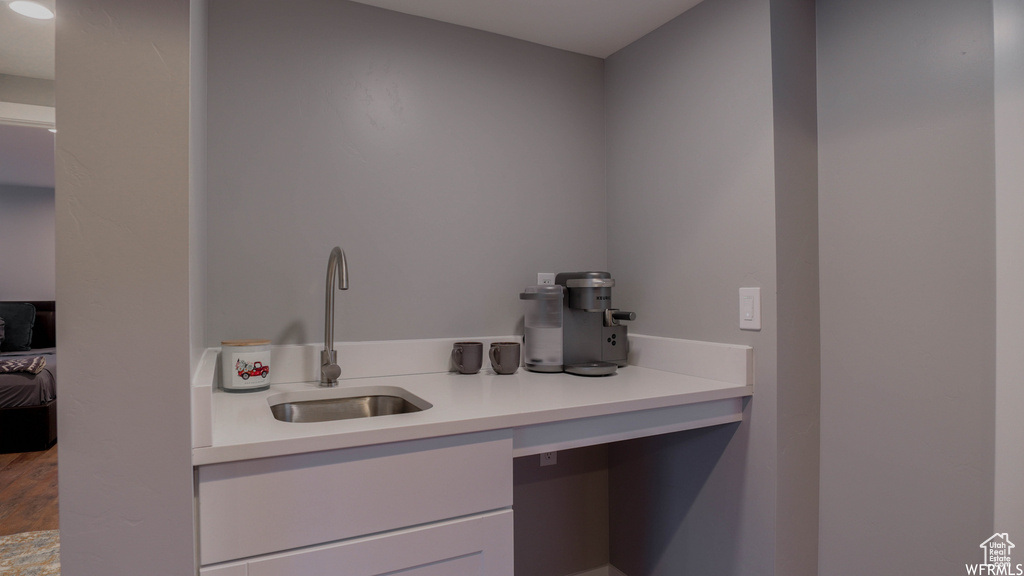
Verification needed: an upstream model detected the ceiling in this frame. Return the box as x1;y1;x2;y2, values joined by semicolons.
349;0;705;58
1;0;705;80
1;0;55;188
0;0;54;80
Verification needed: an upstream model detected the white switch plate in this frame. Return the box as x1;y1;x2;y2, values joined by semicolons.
739;287;761;331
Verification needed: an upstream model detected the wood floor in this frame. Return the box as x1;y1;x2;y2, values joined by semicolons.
0;443;58;536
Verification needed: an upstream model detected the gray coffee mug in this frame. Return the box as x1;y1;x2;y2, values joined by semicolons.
451;342;483;374
489;342;520;375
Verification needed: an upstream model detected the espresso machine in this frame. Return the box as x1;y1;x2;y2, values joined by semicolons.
555;271;636;376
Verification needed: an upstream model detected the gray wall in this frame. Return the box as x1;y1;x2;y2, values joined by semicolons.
55;0;196;573
513;446;609;576
817;0;996;573
604;0;783;573
190;0;209;373
47;0;1017;573
206;0;606;346
769;0;819;574
0;185;55;300
994;0;1024;538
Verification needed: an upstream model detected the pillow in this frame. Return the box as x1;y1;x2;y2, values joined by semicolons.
0;303;35;352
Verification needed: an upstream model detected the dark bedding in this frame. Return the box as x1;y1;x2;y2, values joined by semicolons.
0;351;56;408
0;301;58;452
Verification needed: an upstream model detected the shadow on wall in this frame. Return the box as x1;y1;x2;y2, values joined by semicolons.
275;320;309;347
609;422;743;575
514;444;610;576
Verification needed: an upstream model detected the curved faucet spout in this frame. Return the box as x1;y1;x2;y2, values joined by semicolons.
321;246;348;386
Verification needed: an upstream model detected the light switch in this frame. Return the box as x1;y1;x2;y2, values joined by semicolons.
739;287;761;330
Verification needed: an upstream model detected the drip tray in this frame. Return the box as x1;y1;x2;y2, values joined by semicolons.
564;362;618;377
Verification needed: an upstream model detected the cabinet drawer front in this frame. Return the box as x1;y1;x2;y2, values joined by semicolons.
198;430;512;565
199;563;246;576
247;509;513;576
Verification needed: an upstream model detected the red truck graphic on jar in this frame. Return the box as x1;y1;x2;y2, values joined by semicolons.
236;358;270;380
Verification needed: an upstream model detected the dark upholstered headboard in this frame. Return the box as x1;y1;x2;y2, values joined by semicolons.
0;301;56;349
27;301;56;349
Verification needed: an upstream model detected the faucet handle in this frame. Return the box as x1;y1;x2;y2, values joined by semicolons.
320;349;341;386
321;362;342;385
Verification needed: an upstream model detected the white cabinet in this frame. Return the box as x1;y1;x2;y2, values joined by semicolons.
199;563;245;576
247;510;513;576
196;430;513;575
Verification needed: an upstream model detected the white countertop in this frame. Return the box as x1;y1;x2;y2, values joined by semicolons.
192;362;752;466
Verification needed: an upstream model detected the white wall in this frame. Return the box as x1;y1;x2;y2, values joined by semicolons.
205;0;606;347
0;185;55;300
994;0;1024;538
817;0;996;573
0;75;55;107
55;0;196;573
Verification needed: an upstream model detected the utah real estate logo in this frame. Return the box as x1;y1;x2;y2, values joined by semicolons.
967;533;1023;575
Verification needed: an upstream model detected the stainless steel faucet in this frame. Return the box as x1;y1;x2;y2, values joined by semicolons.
321;246;349;386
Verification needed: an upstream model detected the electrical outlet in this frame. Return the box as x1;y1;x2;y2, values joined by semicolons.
538;273;555;285
540;451;557;466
